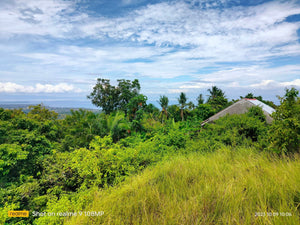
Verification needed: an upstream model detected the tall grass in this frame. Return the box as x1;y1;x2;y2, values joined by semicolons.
66;147;300;225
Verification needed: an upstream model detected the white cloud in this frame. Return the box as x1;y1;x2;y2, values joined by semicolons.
171;65;300;92
0;0;84;38
0;82;81;93
77;1;300;53
0;0;300;103
250;79;300;89
42;0;300;71
1;0;300;67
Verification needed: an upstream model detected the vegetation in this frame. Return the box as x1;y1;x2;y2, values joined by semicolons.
87;78;140;114
67;148;300;225
0;79;299;225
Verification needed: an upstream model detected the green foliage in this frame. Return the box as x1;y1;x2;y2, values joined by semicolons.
67;148;300;225
1;87;300;225
117;79;140;115
268;88;300;153
197;93;204;105
207;86;228;111
167;105;181;122
164;129;187;149
127;94;147;121
178;92;187;121
193;103;215;121
87;78;119;114
61;109;107;149
144;103;159;114
158;95;169;122
247;105;266;123
126;94;147;132
28;104;58;121
0;144;28;178
87;78;140;114
0;108;13;120
201;113;268;146
106;112;130;142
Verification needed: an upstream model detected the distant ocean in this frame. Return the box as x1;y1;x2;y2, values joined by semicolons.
0;100;98;109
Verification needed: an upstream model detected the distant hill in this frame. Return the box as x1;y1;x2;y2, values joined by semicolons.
0;104;101;118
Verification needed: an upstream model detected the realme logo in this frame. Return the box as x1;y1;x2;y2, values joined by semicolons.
8;211;29;217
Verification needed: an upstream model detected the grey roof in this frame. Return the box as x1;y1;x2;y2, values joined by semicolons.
201;98;276;125
246;99;275;114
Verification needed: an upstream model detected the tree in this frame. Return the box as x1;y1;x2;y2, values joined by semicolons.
127;94;147;132
127;94;147;121
106;112;130;142
117;79;140;115
207;86;228;111
178;92;187;121
187;101;195;110
28;104;58;121
62;109;107;149
144;103;159;114
207;86;225;101
168;105;181;122
194;104;215;121
87;79;119;114
88;78;141;114
158;95;169;122
268;88;300;153
243;93;255;99
197;94;204;105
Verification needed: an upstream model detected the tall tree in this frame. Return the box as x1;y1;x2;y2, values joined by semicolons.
197;94;204;105
178;92;187;121
207;86;228;111
117;79;140;115
87;79;119;114
207;86;225;101
158;95;169;122
87;78;140;114
127;94;147;121
268;88;300;153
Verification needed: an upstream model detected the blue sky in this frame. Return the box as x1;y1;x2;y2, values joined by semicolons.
0;0;300;108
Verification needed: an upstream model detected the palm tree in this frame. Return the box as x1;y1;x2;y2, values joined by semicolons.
158;95;169;122
207;86;225;102
187;101;195;110
197;94;204;105
106;111;130;142
178;92;187;121
207;86;228;111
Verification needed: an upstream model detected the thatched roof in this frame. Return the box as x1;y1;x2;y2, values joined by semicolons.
201;98;275;126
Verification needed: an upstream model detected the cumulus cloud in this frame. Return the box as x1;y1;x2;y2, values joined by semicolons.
250;79;300;89
0;82;82;93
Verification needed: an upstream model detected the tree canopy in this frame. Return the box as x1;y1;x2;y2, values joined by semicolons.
87;78;140;114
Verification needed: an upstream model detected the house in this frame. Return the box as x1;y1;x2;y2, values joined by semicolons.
201;98;276;126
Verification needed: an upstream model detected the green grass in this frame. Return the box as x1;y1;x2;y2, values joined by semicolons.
66;147;300;225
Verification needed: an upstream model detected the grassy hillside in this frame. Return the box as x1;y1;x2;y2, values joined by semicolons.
64;147;300;225
1;88;298;225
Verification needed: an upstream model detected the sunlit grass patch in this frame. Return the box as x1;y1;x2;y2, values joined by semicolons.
66;147;300;225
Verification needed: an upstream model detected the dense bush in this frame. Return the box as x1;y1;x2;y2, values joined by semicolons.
268;88;300;153
201;113;268;147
